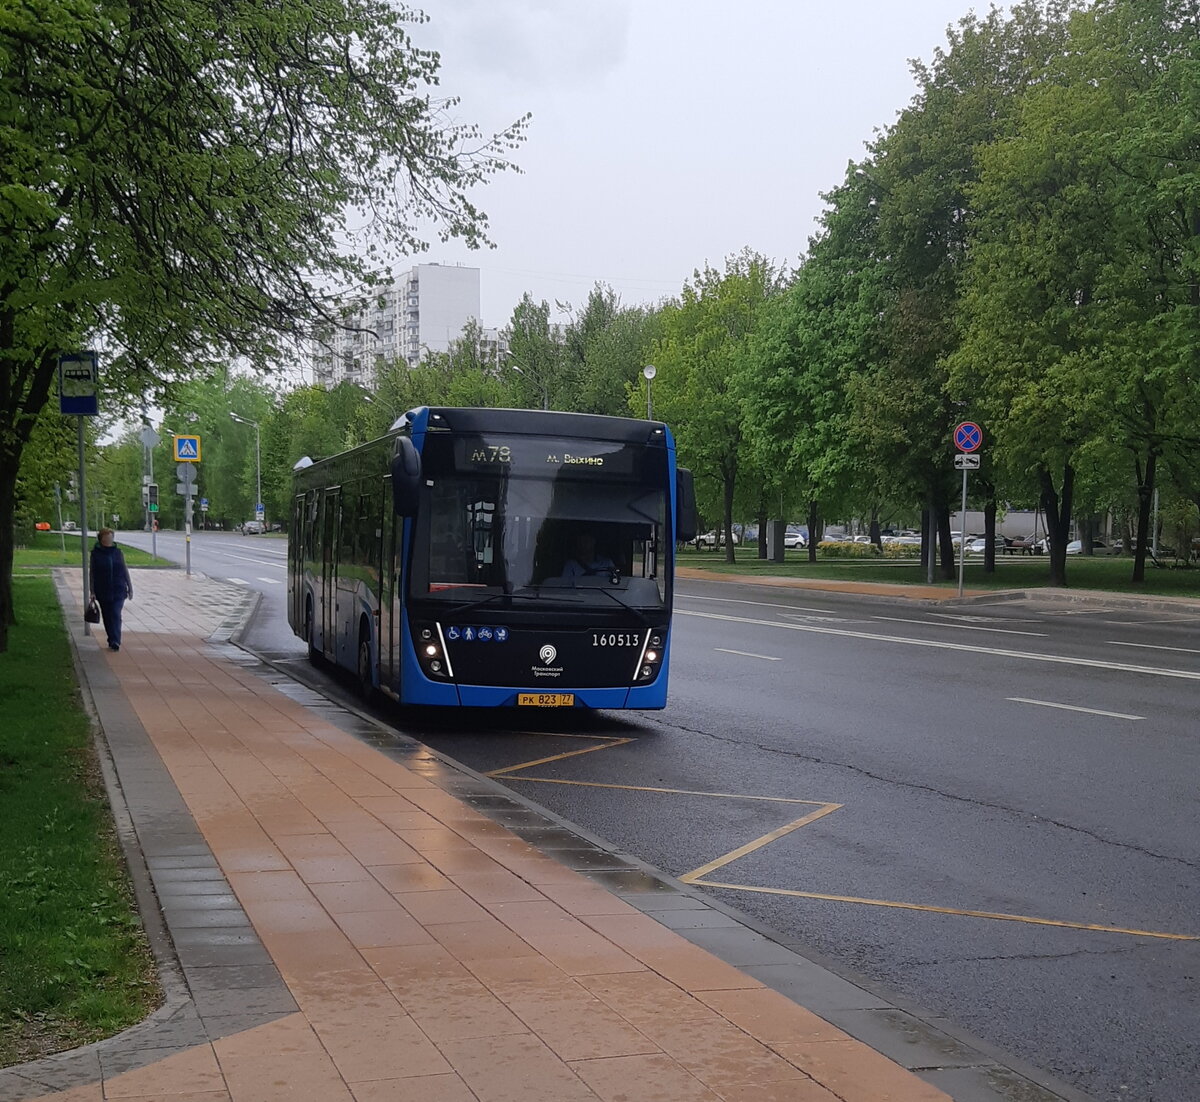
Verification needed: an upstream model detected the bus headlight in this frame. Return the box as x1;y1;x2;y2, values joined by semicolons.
414;622;452;680
635;629;666;682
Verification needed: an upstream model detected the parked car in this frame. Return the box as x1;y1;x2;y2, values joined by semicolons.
63;520;78;531
1066;539;1115;555
694;529;739;548
965;536;1005;555
241;520;265;535
1004;534;1040;554
35;521;51;531
783;528;807;549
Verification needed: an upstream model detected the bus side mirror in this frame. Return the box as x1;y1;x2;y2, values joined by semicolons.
391;438;422;516
675;468;698;543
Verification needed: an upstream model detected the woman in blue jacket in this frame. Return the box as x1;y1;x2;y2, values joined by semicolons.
90;528;133;651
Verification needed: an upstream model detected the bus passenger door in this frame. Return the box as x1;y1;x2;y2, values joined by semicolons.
381;477;398;691
321;488;340;657
288;494;304;634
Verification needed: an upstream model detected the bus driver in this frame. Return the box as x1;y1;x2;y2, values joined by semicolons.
562;530;616;578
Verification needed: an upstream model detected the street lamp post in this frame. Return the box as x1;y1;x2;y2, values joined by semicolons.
229;412;262;529
642;365;656;421
506;354;549;410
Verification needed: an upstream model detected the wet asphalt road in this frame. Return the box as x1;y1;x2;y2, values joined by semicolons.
121;531;1200;1101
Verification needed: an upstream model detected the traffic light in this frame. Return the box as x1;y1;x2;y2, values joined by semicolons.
147;483;159;513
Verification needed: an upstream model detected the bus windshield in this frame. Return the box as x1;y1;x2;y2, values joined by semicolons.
412;432;668;610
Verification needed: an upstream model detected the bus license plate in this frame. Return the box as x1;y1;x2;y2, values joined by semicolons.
518;693;575;707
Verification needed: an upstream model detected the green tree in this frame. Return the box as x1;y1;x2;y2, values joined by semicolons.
854;1;1077;579
504;294;563;411
12;408;77;537
649;251;786;562
0;0;526;650
954;0;1200;584
744;168;882;561
563;286;662;417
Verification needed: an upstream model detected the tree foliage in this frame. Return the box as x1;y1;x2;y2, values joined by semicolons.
15;0;1199;625
649;251;786;561
0;0;526;648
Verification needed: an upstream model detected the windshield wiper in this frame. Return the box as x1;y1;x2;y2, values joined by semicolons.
586;584;653;626
436;588;558;618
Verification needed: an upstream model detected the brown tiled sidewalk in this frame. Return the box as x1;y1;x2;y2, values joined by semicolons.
6;568;1072;1101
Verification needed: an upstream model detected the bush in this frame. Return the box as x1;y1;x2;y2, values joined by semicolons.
881;542;921;559
818;540;881;559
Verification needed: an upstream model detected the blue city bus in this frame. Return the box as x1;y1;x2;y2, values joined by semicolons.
287;406;696;709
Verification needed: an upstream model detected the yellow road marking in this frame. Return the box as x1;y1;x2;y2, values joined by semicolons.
508;777;833;805
680;803;842;882
486;735;633;778
691;880;1199;941
486;734;1198;940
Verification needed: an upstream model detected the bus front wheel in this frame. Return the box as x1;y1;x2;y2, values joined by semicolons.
356;624;374;701
305;600;319;664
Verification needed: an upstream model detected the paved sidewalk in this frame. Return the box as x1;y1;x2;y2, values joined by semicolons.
676;566;977;603
4;568;1085;1102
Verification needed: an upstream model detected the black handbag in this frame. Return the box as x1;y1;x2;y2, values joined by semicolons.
85;599;100;624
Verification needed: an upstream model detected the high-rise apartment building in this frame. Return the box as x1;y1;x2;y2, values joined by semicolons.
311;263;483;386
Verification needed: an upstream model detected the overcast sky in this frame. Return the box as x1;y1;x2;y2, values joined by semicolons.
409;0;995;328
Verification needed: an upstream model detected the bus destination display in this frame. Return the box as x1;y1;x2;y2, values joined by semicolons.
453;436;636;477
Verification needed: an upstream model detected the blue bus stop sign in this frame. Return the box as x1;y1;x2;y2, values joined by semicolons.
953;421;983;453
58;351;100;416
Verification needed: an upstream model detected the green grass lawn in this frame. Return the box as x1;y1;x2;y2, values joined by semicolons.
678;548;1200;598
15;531;169;570
0;567;160;1067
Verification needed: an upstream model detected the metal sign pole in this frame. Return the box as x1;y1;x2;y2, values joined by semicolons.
185;485;193;576
144;444;151;544
151;446;157;558
55;483;65;555
926;507;935;585
957;466;968;598
77;415;91;635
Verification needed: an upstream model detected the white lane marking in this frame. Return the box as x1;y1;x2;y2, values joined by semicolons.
257;577;282;585
715;648;781;662
930;613;1040;624
226;578;248;586
1108;640;1200;656
675;608;1200;682
1101;615;1200;626
782;614;857;624
875;616;1047;638
681;594;836;615
1007;698;1144;721
205;550;286;567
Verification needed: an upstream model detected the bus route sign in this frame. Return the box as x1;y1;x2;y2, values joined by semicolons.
953;421;983;453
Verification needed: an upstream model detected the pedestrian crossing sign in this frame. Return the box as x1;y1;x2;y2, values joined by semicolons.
174;435;201;462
